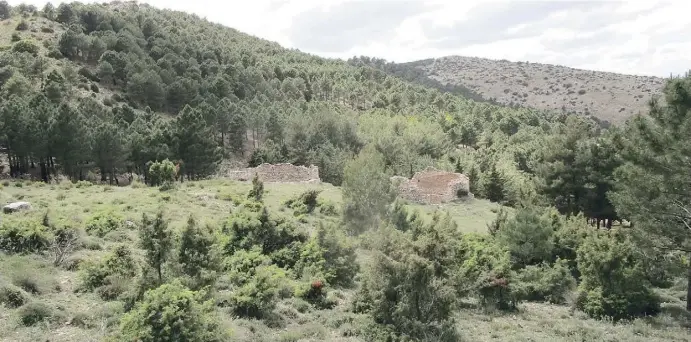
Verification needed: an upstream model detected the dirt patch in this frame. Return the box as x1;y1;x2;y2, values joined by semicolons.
394;167;470;204
227;163;320;183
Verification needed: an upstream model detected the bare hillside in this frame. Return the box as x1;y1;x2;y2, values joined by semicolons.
413;56;666;124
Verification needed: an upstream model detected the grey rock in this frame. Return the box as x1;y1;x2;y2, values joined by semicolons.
3;201;32;214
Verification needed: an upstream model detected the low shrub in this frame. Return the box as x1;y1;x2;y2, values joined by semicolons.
78;67;100;82
318;200;339;216
116;281;225;342
0;283;29;308
147;159;176;186
18;301;62;326
575;230;660;320
283;189;322;215
85;210;123;237
0;218;51;254
15;20;29;31
228;265;286;318
514;258;576;304
75;180;92;188
12;273;44;295
457;233;517;310
12;39;39;56
47;47;62;59
79;245;139;294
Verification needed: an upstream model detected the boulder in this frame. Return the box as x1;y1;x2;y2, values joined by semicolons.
3;201;32;214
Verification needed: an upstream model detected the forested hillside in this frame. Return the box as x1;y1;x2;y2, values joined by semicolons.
0;1;616;207
0;2;690;342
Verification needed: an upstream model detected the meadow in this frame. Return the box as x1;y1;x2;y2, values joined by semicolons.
0;179;688;342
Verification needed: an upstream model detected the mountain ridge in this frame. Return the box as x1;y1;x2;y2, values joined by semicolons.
398;55;666;124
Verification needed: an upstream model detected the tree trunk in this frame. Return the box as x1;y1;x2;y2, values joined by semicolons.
40;161;47;182
606;219;612;229
687;256;691;311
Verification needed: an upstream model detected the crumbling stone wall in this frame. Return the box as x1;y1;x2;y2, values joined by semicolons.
393;167;470;204
227;163;320;183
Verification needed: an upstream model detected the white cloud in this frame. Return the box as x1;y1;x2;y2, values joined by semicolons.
8;0;690;77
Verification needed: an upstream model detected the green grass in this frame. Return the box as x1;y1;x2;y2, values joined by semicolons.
0;179;689;341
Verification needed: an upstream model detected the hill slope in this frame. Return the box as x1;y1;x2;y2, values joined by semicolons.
404;56;666;124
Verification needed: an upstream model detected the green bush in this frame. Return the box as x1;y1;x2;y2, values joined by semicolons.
514;258;576;304
0;218;50;254
318;200;339;216
495;207;555;268
354;223;460;341
295;223;358;287
0;283;29;308
222;205;307;268
12;273;44;295
79;245;139;294
228;264;287;318
85;210;123;237
75;180;92;188
552;213;591;277
457;233;517;310
18;301;62;326
15;20;29;31
10;32;20;42
12;39;39;56
47;47;62;59
147;159;176;186
116;282;225;342
78;67;100;82
575;230;660;320
283;189;322;215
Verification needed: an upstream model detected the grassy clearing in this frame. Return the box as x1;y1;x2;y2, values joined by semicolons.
0;180;689;341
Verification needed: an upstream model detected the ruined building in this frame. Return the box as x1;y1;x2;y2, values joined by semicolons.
393;167;470;204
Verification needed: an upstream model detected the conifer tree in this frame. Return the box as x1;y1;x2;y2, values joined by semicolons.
175;105;221;180
140;211;173;284
610;75;691;310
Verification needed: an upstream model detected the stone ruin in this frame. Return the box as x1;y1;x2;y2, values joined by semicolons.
227;163;320;183
393;167;470;204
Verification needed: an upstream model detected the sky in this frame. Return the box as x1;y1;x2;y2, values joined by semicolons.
10;0;691;77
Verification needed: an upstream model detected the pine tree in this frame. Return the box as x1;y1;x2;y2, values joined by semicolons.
247;174;264;202
178;216;221;290
610;75;691;311
140;211;173;284
0;1;11;20
91;121;127;184
485;164;505;203
175;105;221;180
51;103;89;180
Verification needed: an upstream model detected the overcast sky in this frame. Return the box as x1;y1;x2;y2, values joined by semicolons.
11;0;691;77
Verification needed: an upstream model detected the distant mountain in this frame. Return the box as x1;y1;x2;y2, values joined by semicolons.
395;56;666;124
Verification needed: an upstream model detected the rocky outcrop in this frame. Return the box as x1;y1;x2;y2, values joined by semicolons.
394;167;470;204
3;201;32;214
227;163;320;183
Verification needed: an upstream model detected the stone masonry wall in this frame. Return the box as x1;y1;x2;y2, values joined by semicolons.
227;163;320;183
394;167;470;204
